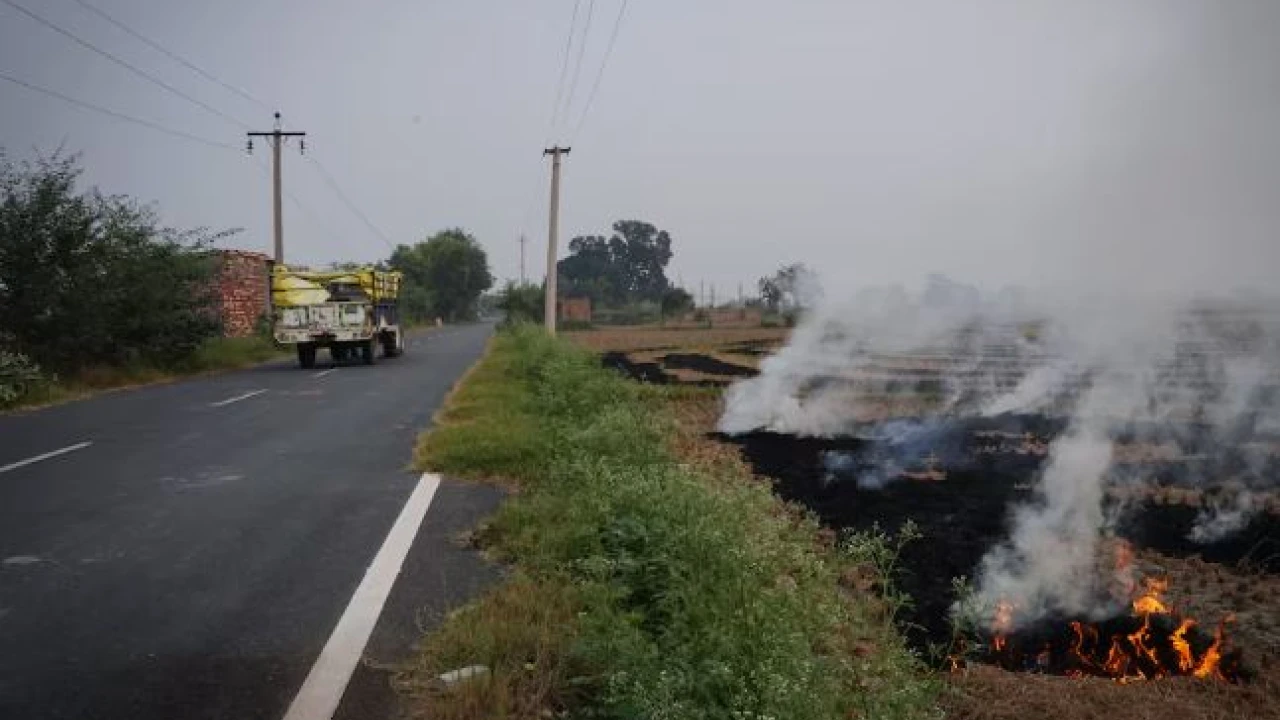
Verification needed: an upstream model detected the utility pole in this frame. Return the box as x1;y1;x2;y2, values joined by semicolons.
542;146;570;334
519;234;527;284
247;112;306;264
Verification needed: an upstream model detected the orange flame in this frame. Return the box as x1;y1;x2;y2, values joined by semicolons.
986;575;1239;683
1192;614;1235;681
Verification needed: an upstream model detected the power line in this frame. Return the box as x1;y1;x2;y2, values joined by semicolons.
0;0;251;130
546;0;582;143
0;70;240;152
250;154;348;251
68;0;273;114
306;156;395;251
560;0;596;126
571;0;628;142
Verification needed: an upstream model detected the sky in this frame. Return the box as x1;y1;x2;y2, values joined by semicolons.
2;1;1278;300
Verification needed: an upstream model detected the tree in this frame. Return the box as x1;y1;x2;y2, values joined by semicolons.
660;287;694;319
758;263;819;312
0;151;226;372
557;220;674;306
389;228;493;322
496;281;544;326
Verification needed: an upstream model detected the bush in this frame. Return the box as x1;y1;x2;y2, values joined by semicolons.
0;151;228;374
496;281;545;326
0;350;43;407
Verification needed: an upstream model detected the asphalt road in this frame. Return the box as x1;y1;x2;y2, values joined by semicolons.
0;323;503;720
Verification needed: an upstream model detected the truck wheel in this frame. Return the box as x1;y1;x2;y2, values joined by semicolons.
361;339;376;365
297;344;317;369
382;332;400;358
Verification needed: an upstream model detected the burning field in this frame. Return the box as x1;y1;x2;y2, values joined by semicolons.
581;298;1280;718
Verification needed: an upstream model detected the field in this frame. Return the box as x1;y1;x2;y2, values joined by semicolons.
570;325;1280;720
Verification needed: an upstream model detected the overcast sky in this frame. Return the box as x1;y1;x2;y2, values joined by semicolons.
2;1;1278;299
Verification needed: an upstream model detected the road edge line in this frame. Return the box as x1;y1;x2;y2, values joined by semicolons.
209;389;268;407
0;441;93;474
280;472;442;720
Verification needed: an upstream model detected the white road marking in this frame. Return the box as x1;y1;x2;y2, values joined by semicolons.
208;389;267;407
0;441;92;475
280;472;441;720
311;369;337;379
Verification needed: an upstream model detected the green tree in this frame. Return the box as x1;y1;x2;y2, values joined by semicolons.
389;228;493;322
0;151;226;372
496;281;544;326
557;220;673;306
660;286;694;320
758;263;818;312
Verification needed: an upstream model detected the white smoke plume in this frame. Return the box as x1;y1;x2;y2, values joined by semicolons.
719;278;1280;628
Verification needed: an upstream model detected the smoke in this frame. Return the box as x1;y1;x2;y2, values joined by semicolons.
718;277;1280;628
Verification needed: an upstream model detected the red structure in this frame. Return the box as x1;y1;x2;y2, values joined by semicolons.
214;250;272;337
558;296;592;323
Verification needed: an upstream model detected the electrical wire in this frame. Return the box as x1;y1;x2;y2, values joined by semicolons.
68;0;273;114
0;70;241;152
248;155;350;253
560;0;595;128
570;0;628;143
545;0;582;144
306;155;396;251
0;0;251;130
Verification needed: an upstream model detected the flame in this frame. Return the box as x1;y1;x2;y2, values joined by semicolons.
1131;577;1171;616
1171;618;1196;673
1192;614;1235;681
985;575;1239;683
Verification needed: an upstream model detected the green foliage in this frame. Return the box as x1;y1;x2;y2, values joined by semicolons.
0;350;44;407
390;228;493;323
659;286;694;319
0;150;227;374
496;281;545;326
557;220;674;307
413;328;940;720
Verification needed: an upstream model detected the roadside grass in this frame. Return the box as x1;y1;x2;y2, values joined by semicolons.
3;335;287;411
404;325;940;720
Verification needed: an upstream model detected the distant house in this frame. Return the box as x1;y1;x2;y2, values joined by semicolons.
558;296;592;323
213;249;272;337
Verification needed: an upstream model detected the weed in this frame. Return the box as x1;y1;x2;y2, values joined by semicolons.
408;326;941;720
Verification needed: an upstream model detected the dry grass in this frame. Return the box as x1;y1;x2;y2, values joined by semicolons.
393;573;584;720
563;325;789;353
945;664;1280;720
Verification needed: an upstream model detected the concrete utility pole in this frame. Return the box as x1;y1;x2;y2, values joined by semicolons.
542;146;570;334
247;113;306;264
519;234;527;284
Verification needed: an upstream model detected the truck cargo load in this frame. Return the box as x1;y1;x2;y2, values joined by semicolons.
271;265;404;368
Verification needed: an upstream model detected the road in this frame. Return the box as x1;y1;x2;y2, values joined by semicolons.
0;324;503;720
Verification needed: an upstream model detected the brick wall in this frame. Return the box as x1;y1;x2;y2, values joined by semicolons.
558;296;592;323
215;250;272;337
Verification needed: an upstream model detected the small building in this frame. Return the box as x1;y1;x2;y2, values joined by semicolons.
558;296;592;323
214;250;273;337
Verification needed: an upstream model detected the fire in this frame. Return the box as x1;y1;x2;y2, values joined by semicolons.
981;575;1240;682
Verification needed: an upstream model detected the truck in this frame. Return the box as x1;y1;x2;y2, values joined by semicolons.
271;265;405;368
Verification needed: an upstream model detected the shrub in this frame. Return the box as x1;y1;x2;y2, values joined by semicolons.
0;150;228;373
0;350;43;407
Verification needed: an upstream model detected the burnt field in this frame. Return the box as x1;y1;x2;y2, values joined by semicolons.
716;420;1280;656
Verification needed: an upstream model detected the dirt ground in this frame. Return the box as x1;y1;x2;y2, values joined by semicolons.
595;334;1280;720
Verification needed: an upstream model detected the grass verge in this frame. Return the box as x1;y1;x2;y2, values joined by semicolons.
403;325;940;719
4;335;287;411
